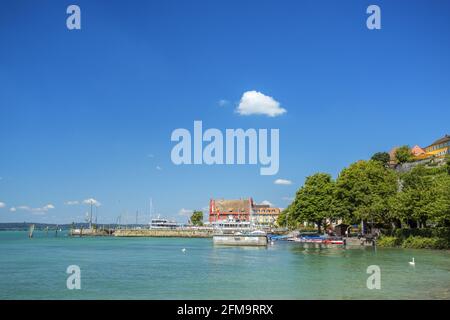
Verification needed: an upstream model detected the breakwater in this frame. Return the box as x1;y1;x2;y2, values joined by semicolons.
69;228;113;236
114;228;213;238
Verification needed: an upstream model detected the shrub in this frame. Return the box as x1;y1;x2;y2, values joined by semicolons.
297;226;319;233
432;227;450;240
377;236;401;247
394;228;431;238
401;236;449;250
393;227;450;241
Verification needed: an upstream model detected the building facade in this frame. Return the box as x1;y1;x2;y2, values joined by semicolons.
251;204;281;226
390;135;450;165
209;198;281;226
209;198;253;223
414;135;450;160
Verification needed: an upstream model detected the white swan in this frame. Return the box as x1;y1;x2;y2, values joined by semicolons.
409;257;415;266
182;248;186;253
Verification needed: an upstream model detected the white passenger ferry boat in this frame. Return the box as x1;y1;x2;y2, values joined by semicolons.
150;218;178;229
212;217;268;246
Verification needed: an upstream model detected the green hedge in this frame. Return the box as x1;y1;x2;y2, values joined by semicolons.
377;236;401;247
377;234;450;249
392;227;450;241
401;236;449;250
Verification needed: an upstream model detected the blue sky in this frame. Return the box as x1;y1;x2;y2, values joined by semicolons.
1;0;449;224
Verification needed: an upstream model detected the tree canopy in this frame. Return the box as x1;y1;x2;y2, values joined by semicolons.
335;160;398;225
389;165;450;227
288;173;336;232
395;145;413;164
371;152;390;166
282;156;450;233
446;155;450;175
190;210;204;226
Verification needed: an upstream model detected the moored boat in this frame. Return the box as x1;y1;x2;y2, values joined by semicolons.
213;230;268;246
150;218;178;229
292;235;346;246
212;218;268;246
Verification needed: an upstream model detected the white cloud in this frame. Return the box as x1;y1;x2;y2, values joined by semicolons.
274;179;292;185
0;202;5;208
44;204;55;210
14;203;55;214
65;200;79;205
178;208;193;216
83;198;101;207
156;166;162;171
282;196;294;201
218;99;229;107
260;200;273;207
236;91;286;117
147;154;155;158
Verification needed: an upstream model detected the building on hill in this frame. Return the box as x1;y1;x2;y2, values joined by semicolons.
424;135;450;157
388;146;399;166
389;135;449;166
388;135;449;173
411;145;426;157
413;135;450;161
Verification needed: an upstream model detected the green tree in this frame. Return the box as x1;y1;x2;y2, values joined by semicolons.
276;208;287;227
277;205;297;229
445;155;450;175
395;145;413;164
290;173;336;233
371;152;390;166
335;160;398;232
190;210;204;226
389;165;450;228
428;174;450;226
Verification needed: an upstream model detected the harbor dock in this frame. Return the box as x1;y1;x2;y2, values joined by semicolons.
114;228;213;238
213;233;268;246
70;228;113;237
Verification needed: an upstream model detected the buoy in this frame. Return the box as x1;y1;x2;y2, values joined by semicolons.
409;257;415;266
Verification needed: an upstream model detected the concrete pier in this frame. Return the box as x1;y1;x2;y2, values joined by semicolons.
69;228;113;236
213;234;268;246
345;237;376;247
114;228;213;238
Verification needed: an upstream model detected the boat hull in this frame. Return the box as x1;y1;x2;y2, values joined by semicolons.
213;234;268;246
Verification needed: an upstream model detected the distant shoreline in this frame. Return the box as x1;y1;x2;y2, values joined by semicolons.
0;222;147;231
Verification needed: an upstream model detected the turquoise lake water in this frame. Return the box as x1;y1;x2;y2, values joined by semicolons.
0;231;449;299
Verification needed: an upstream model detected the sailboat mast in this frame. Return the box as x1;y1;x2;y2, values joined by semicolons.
89;201;93;229
149;197;153;224
136;210;138;227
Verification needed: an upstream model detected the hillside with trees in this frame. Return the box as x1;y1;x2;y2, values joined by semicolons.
278;156;450;249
